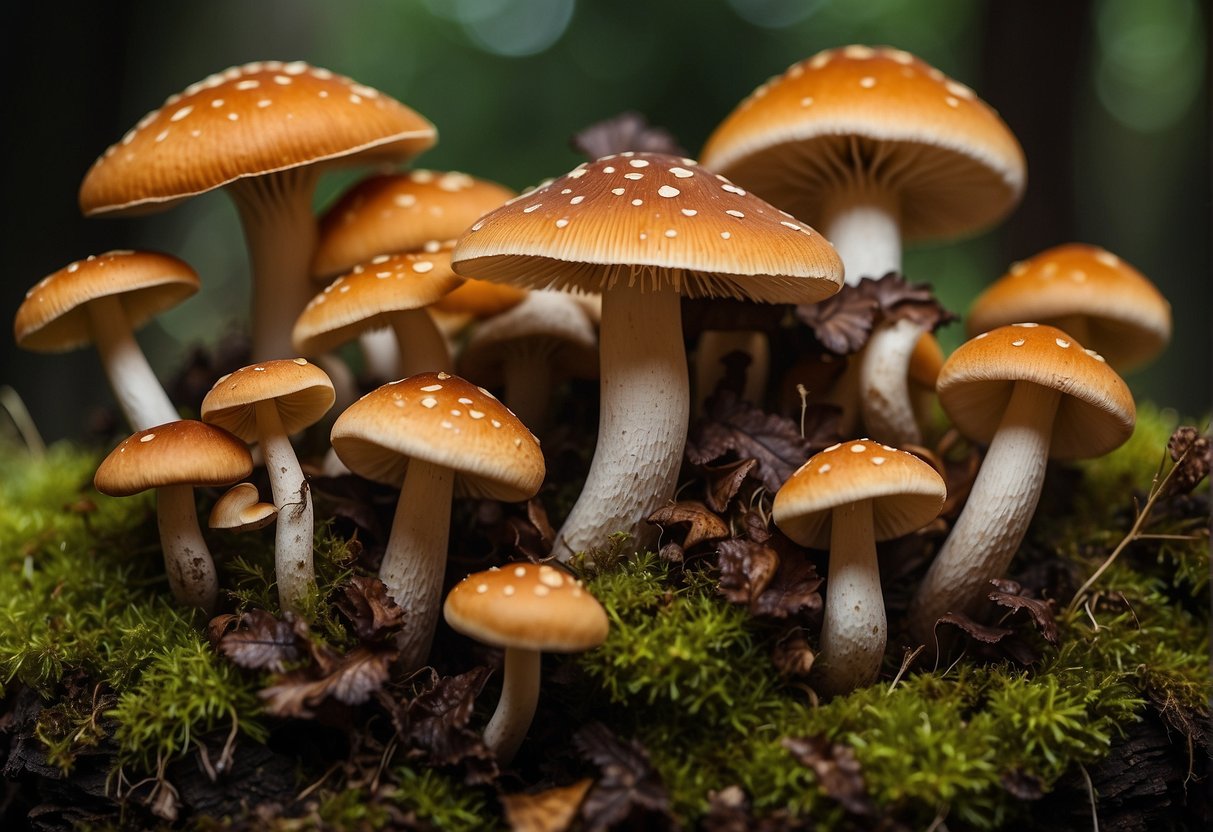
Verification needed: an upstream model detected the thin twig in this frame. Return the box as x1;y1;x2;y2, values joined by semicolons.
0;385;46;458
1078;763;1100;832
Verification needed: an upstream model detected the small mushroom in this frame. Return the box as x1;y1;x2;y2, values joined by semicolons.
94;420;252;613
773;439;945;695
209;482;277;532
443;562;608;763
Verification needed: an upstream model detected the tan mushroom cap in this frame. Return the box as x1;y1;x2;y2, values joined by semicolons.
330;371;544;500
909;332;945;388
293;246;464;355
965;244;1172;370
15;250;200;352
444;562;608;652
700;45;1026;241
459;292;599;385
80;61;436;217
938;323;1135;459
209;482;278;531
94;420;253;497
451;152;843;304
313;170;516;278
201;358;336;442
432;279;528;318
773;439;946;549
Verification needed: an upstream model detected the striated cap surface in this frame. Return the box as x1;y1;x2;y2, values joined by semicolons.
94;420;252;497
201;358;335;441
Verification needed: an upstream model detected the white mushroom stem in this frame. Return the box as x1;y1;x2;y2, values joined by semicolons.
694;330;770;413
156;484;219;614
859;317;929;446
255;399;316;613
230;169;321;362
910;382;1061;647
382;458;455;671
502;353;552;435
821;190;902;287
86;295;178;431
815;499;884;696
483;647;541;765
390;311;452;378
360;328;402;382
554;281;688;561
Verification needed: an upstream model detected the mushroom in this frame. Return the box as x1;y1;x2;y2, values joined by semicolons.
209;482;277;532
773;439;945;695
201;358;335;613
14;250;198;431
700;45;1026;445
330;372;545;671
908;324;1135;648
94;420;253;613
443;562;608;763
966;243;1172;371
78;61;436;361
452;152;843;560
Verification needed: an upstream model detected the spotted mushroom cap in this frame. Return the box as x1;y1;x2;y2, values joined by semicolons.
15;251;199;353
699;45;1026;242
443;562;609;653
459;291;599;386
330;372;544;500
772;439;946;549
209;482;278;531
79;61;436;217
965;244;1171;371
201;358;336;442
313;170;516;279
451;152;843;304
293;246;464;355
938;324;1135;460
94;420;253;497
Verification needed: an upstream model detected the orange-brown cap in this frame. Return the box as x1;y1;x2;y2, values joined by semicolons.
938;324;1135;459
909;332;945;389
700;45;1026;241
330;371;544;500
772;439;945;548
451;152;843;304
209;482;278;531
443;562;608;652
965;244;1171;370
15;250;199;352
313;170;516;278
94;420;252;497
432;279;528;319
201;358;335;441
293;246;464;355
80;61;436;217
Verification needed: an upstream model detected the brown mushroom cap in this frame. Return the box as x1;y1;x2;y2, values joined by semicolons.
938;323;1135;459
965;244;1172;370
313;170;516;278
451;152;843;304
699;45;1026;241
201;358;336;441
431;279;528;318
94;420;253;497
772;439;945;549
79;61;436;217
908;332;945;388
443;562;608;652
15;250;199;352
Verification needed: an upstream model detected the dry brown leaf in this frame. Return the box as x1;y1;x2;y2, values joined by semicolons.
335;575;406;643
501;779;593;832
647;501;730;550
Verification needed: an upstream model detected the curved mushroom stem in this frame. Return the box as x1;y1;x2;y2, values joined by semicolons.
554;280;688;561
390;310;453;378
86;296;178;431
694;330;770;413
909;382;1061;651
815;499;883;696
859;318;928;446
383;457;455;671
502;353;553;436
156;484;218;614
483;647;541;765
230;169;320;362
255;399;316;614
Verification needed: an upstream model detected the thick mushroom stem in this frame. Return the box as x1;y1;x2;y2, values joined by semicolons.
383;458;455;671
859;317;929;446
254;399;316;613
501;353;553;435
230;170;320;362
390;311;452;378
909;382;1061;647
156;484;219;614
554;280;688;560
1049;315;1091;347
821;190;902;286
483;647;542;765
361;329;402;382
86;296;178;431
816;499;883;696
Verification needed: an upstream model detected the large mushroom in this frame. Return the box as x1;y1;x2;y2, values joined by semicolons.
78;61;436;361
330;372;545;671
908;324;1135;648
453;152;843;560
14;250;197;431
700;45;1026;445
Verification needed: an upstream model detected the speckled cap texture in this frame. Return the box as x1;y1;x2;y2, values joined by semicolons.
94;420;252;497
201;358;336;442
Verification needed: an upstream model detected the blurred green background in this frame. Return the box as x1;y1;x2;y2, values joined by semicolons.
2;0;1208;442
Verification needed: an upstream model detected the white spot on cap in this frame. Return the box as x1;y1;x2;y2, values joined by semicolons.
235;79;260;90
945;96;960;108
491;419;502;428
658;185;680;198
975;332;989;339
1056;338;1071;348
720;231;731;239
469;410;485;419
602;166;616;173
257;99;272;108
514;438;523;447
850;443;867;453
1013;322;1038;328
514;566;527;577
725;209;745;218
458;397;473;405
503;585;516;596
825;442;842;452
420;397;438;408
412;261;434;274
629;159;649;168
533;584;551;597
570;195;585;205
555;218;569;228
872;457;886;466
780;221;801;231
560;188;572;195
155;130;170;143
437;372;451;379
440;420;453;429
681;208;697;217
945;80;975;99
523;203;542;213
228;113;239;121
170;105;194;122
476;583;488;594
800;97;815;107
538;567;564;587
450;409;462;417
567;166;588;179
1095;251;1120;267
420;384;443;392
141;434;156;443
844;45;876;59
1012;338;1026;347
669;167;693;178
1086;349;1106;362
293;358;309;365
860;77;877;89
721;183;745;196
624;172;644;180
664;229;677;238
611;188;625;196
631;199;643;206
818;463;831;473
